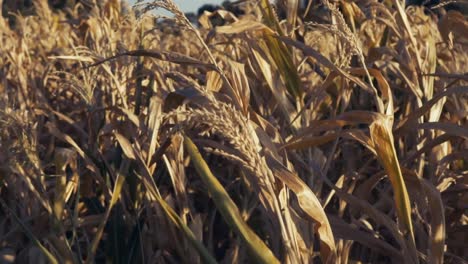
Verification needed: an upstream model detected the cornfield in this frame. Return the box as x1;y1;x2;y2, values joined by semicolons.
0;0;466;263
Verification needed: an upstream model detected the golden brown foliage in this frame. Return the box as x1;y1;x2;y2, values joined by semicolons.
0;0;467;263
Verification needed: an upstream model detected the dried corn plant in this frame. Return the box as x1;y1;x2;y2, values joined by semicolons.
0;0;467;263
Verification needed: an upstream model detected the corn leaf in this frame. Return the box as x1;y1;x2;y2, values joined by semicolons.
369;117;417;261
184;135;280;264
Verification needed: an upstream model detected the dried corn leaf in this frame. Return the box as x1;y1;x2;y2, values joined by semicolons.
420;180;445;264
46;122;102;179
206;71;223;92
285;111;385;149
401;168;446;264
328;215;402;261
392;0;422;71
395;86;467;134
250;47;296;123
369;117;416;261
224;60;251;114
348;68;393;115
282;132;339;150
265;154;336;263
115;133;136;160
320;175;413;263
279;36;378;96
216;19;269;34
87;49;216;71
417;122;468;140
258;0;303;98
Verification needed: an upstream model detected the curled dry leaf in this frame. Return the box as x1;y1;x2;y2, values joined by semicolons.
265;154;337;264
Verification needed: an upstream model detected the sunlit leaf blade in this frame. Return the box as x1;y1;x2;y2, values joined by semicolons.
259;0;302;99
369;118;416;254
216;19;269;34
115;133;137;160
259;0;283;34
183;135;280;264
